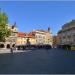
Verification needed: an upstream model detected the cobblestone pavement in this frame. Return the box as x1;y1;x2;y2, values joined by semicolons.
0;48;75;74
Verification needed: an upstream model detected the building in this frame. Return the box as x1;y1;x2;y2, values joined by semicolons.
26;32;36;45
0;23;53;49
16;28;53;46
57;20;75;47
32;30;46;45
53;35;60;48
32;27;53;46
1;22;18;49
16;32;36;45
16;32;26;45
45;30;53;45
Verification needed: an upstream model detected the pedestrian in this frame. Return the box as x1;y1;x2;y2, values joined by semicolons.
10;42;13;54
11;47;13;54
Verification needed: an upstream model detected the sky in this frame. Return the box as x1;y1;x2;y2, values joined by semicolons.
0;1;75;35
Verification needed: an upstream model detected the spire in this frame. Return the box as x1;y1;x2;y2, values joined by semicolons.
14;22;17;27
48;27;52;34
12;22;17;29
48;27;50;32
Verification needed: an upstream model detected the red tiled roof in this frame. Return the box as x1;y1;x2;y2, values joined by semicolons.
26;32;35;38
17;32;26;37
17;32;35;38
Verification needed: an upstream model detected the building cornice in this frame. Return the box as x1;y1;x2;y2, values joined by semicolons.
58;27;75;34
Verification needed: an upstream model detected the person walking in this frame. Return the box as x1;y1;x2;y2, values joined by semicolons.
10;42;13;54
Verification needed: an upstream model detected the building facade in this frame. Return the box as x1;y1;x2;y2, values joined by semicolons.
16;32;36;45
16;28;53;46
16;32;26;45
32;28;53;46
57;20;75;46
53;35;60;48
0;23;18;49
0;24;53;49
26;32;36;45
32;30;46;45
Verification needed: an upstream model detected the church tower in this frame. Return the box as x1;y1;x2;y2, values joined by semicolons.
48;27;52;35
48;27;51;32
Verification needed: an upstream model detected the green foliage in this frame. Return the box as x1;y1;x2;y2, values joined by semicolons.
0;11;11;42
0;12;8;25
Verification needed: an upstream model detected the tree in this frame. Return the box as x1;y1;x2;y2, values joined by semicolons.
0;11;11;42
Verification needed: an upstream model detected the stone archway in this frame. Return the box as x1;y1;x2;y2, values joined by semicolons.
12;44;15;47
0;44;5;48
7;44;10;49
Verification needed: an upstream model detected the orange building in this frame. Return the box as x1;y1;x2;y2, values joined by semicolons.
16;32;26;45
16;32;36;45
26;32;36;45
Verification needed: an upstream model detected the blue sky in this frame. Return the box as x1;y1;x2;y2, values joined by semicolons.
0;1;75;35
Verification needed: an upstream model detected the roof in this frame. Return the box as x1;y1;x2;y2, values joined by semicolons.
17;32;35;38
62;19;75;29
17;32;26;38
32;30;49;34
26;32;35;38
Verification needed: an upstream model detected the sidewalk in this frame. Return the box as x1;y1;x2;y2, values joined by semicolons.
0;49;31;54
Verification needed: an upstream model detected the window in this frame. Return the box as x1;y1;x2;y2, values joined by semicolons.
36;35;37;38
42;35;44;38
0;44;5;48
39;36;41;38
11;33;16;36
63;36;66;39
67;35;71;38
73;35;75;37
74;39;75;42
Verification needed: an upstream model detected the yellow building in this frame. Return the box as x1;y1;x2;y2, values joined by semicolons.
45;31;53;45
16;32;36;45
26;32;36;45
16;32;27;45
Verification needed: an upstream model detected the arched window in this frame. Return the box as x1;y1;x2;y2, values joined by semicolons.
0;44;5;48
12;44;15;47
7;44;10;49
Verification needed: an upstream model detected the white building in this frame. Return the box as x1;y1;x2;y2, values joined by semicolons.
33;30;46;45
58;20;75;46
32;28;53;46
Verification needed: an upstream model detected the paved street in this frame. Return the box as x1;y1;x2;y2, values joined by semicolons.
0;49;31;54
0;48;75;74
